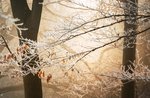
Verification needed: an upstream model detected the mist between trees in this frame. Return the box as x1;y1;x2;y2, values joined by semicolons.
0;0;150;98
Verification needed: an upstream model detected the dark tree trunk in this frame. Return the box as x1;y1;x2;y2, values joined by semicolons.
10;0;43;98
121;0;138;98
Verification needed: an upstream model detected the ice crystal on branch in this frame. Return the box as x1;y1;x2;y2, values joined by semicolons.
0;0;150;97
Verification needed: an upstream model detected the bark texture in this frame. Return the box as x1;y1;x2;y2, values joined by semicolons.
10;0;43;98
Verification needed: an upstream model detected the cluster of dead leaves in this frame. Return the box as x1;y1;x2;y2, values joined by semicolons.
37;70;52;83
16;43;29;54
3;53;14;61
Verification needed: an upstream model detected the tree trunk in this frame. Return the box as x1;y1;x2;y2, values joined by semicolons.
121;0;138;98
10;0;43;98
136;0;150;97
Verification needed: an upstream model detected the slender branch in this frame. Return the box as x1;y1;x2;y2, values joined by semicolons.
53;16;148;46
1;35;13;54
59;14;150;39
68;26;150;70
0;35;19;64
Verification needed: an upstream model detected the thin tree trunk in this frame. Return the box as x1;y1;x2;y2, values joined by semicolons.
10;0;43;98
121;0;138;98
136;0;150;97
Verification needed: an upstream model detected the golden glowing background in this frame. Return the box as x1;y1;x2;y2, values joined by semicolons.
0;0;149;98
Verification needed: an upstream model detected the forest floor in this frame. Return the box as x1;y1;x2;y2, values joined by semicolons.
0;76;75;98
